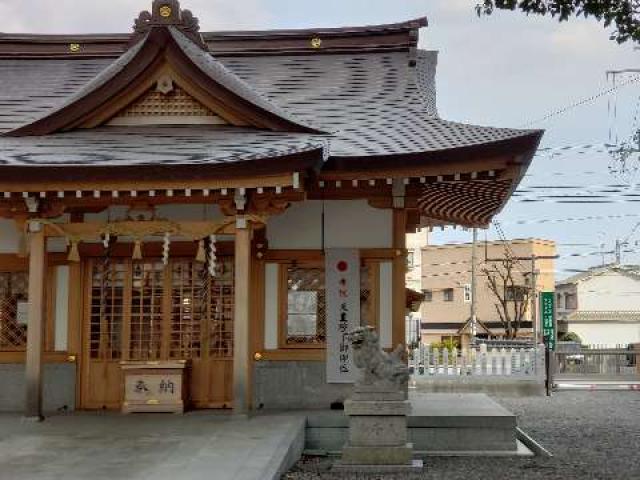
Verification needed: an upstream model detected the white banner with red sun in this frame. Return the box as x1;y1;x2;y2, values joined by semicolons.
325;248;360;384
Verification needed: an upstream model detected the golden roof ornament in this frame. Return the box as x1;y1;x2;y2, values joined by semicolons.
132;0;204;48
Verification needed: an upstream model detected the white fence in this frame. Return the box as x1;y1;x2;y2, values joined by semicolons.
409;344;545;379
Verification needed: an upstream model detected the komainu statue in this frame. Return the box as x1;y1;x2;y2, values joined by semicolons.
349;326;409;389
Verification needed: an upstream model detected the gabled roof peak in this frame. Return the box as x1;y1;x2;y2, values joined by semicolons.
4;25;325;136
133;1;204;48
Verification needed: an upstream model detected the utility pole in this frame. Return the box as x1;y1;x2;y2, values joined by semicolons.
470;228;478;343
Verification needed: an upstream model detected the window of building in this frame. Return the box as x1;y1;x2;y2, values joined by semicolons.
556;293;563;309
281;262;374;348
423;289;433;302
443;288;454;302
505;286;527;302
565;293;577;310
285;265;325;346
407;251;415;269
463;284;472;303
0;272;29;351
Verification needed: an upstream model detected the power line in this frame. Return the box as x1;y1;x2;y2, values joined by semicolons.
519;75;640;128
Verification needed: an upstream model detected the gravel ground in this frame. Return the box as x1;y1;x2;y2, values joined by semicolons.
283;391;640;480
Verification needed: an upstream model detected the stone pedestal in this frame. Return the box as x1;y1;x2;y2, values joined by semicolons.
334;384;422;471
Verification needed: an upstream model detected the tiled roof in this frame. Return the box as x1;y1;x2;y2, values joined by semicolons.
558;264;640;286
0;45;539;166
0;126;326;166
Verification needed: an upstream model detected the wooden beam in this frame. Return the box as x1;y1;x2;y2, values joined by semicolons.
233;219;252;414
0;254;28;271
392;209;407;349
25;222;46;421
0;173;295;194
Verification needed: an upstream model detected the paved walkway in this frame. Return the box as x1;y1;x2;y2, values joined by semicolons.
0;411;305;480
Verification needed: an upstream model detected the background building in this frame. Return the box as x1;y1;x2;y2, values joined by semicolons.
557;264;640;346
420;238;556;345
406;229;429;346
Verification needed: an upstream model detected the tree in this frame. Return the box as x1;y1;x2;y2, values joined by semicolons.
476;1;640;44
559;331;584;343
482;251;532;339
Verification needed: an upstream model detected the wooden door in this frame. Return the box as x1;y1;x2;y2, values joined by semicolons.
81;259;128;409
80;257;234;410
169;259;234;408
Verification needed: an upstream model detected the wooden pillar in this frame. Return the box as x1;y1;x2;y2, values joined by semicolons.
233;217;252;414
25;221;46;421
392;209;407;349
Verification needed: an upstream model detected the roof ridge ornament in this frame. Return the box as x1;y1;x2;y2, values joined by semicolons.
133;1;204;48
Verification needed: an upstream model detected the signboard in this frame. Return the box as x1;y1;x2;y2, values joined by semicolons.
325;248;360;383
540;291;556;350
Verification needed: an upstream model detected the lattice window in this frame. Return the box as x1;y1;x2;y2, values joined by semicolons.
284;264;374;347
88;258;234;362
89;261;125;360
360;265;373;327
130;262;164;361
209;258;234;358
286;266;325;346
118;86;219;118
170;261;204;359
0;272;28;351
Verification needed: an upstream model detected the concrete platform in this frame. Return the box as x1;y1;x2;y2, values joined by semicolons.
306;393;520;455
0;412;305;480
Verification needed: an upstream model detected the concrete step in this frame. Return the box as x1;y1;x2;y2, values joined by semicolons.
306;393;518;454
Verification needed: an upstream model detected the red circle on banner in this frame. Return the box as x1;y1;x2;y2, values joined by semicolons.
336;260;349;272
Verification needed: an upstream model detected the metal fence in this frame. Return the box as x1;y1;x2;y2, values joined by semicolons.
409;344;545;378
555;345;640;379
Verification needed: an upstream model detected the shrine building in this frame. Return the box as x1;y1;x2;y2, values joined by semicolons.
0;1;542;417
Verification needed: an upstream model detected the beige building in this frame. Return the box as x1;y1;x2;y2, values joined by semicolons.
406;229;429;345
421;239;556;346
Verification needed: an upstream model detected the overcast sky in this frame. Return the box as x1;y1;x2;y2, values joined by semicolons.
1;0;639;277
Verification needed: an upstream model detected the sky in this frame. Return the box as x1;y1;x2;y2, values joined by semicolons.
1;0;639;278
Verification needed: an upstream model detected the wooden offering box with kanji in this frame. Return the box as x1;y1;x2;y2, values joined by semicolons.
120;361;189;414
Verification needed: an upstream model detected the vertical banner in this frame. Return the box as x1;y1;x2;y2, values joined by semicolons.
326;248;360;383
540;291;556;351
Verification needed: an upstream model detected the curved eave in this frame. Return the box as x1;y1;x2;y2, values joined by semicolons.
4;27;324;137
323;130;543;173
323;129;543;228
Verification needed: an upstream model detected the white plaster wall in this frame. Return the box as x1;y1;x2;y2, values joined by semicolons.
570;323;640;346
0;219;20;253
577;273;640;311
379;261;393;349
264;263;279;350
54;266;70;352
267;200;392;250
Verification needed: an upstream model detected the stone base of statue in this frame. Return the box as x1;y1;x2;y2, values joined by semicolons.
333;383;422;472
333;327;422;472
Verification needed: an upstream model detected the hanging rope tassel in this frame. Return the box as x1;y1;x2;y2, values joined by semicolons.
102;232;110;250
162;232;170;266
67;240;80;262
208;234;217;277
195;239;206;263
132;239;143;260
